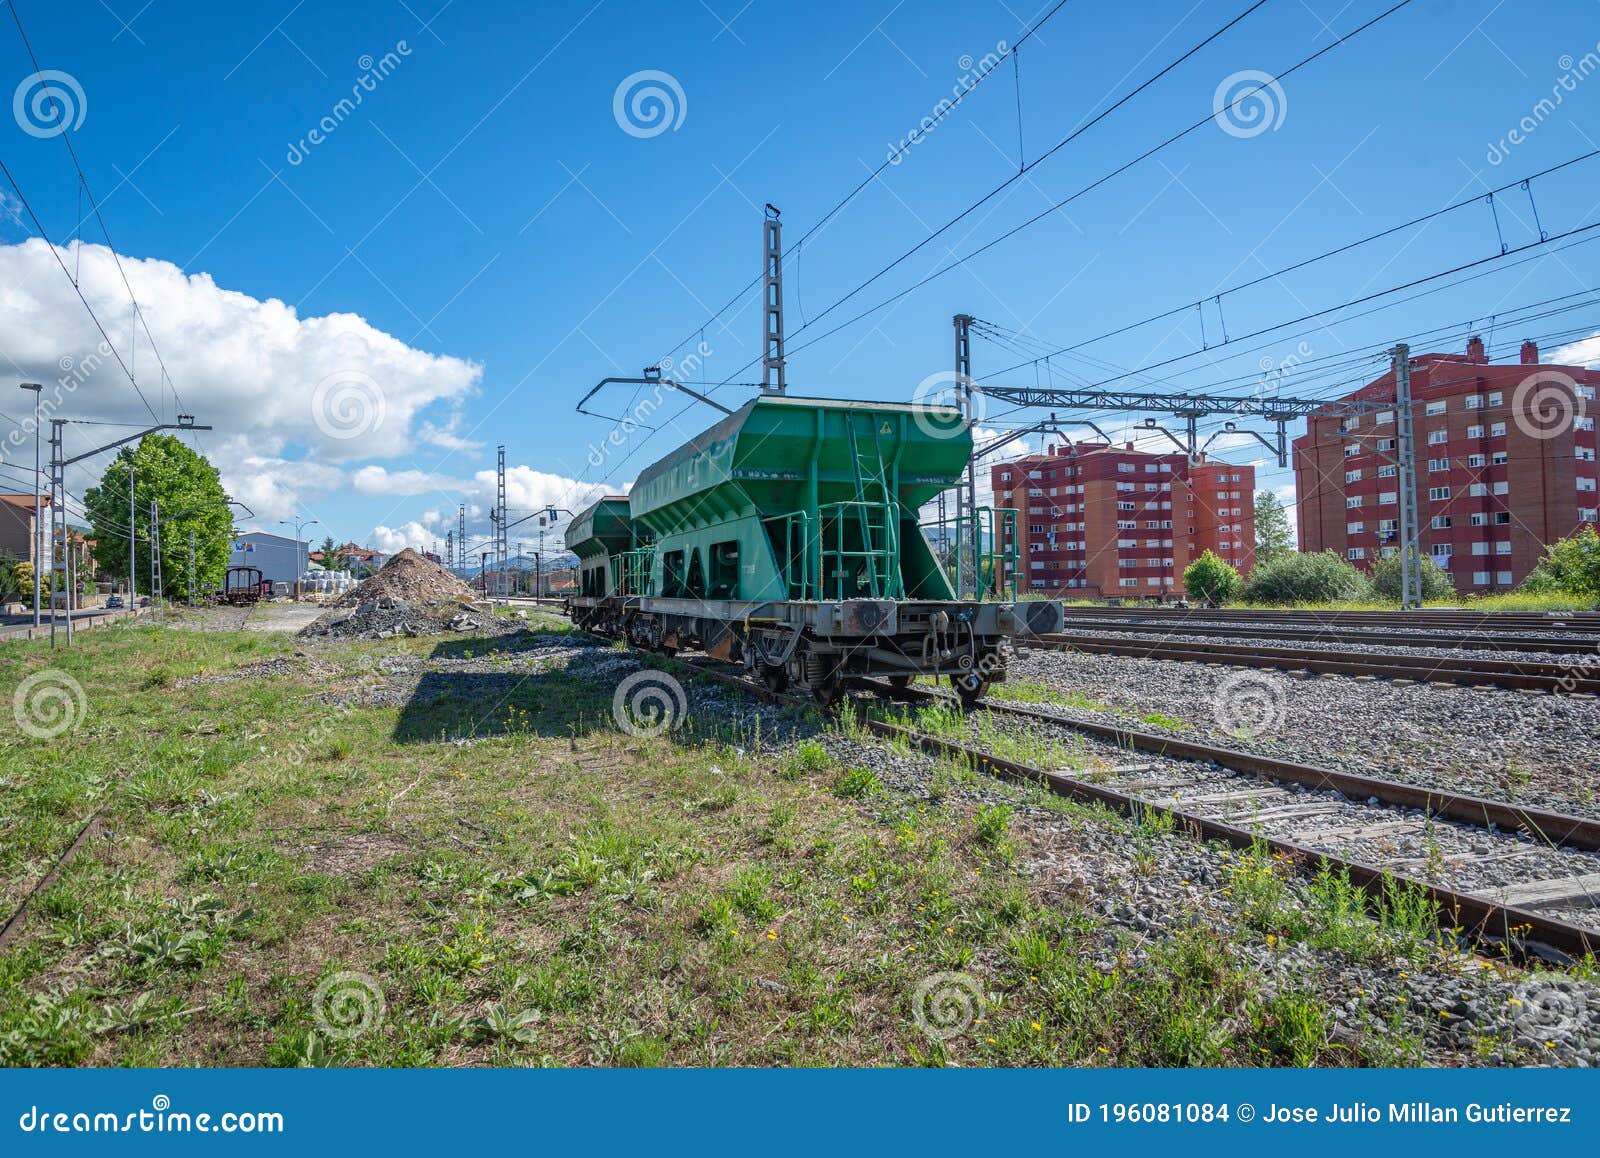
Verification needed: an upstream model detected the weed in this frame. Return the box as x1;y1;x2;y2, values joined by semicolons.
833;767;882;799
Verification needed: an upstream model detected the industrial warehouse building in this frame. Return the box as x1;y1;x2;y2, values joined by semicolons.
991;442;1255;598
229;531;311;587
1294;338;1600;592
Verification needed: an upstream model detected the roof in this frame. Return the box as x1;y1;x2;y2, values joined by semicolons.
0;493;51;510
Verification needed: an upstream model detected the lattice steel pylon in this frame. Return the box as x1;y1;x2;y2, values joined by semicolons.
149;499;163;617
761;204;786;395
494;445;508;596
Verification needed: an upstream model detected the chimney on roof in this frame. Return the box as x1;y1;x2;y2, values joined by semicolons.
1520;339;1539;365
1466;335;1486;364
1125;441;1134;452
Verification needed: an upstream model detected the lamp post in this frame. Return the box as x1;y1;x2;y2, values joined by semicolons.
278;516;319;599
18;383;42;626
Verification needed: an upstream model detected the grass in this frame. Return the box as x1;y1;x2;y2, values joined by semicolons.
0;613;1561;1067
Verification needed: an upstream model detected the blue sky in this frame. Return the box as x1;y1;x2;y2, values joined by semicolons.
2;0;1599;558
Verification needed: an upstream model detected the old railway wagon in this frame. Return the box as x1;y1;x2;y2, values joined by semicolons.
566;393;1064;706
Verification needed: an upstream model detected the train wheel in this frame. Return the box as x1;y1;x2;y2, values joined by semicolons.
811;678;845;709
886;675;914;691
951;674;989;709
760;665;789;694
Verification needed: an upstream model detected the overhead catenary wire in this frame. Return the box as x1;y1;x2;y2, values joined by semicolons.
7;0;186;420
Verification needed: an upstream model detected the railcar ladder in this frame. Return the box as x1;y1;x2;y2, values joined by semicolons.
840;413;903;600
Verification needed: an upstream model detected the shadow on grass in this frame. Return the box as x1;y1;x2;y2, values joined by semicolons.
391;666;621;743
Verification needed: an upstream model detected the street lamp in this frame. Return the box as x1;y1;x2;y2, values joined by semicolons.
278;516;319;598
18;383;42;627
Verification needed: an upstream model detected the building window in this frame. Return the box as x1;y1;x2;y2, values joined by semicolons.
1345;469;1363;483
1341;416;1359;432
1487;391;1503;406
1470;513;1488;527
1431;543;1452;558
1472;571;1490;585
1377;437;1396;451
1117;462;1134;473
1376;410;1394;424
1347;547;1365;560
1494;511;1510;525
1427;458;1449;472
1426;400;1447;416
1464;394;1483;410
1466;454;1485;468
1579;477;1598;493
1380;491;1398;505
1496;570;1514;585
1491;422;1507;436
1344;443;1361;457
1119;578;1138;588
1466;425;1484;439
1431;515;1451;529
1577;385;1596;401
1346;496;1363;508
1491;451;1508;466
1427;429;1448;445
1495;541;1512;555
1377;464;1397;478
1468;483;1487;497
1580;508;1597;523
1492;481;1509;495
1347;521;1365;534
1428;486;1451;501
1471;542;1490;556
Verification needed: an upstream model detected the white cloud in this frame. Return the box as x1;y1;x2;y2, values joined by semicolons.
369;521;441;554
1553;332;1600;368
350;465;469;497
0;238;483;500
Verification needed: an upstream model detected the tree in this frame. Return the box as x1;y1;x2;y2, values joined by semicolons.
319;534;337;562
1183;549;1241;604
81;434;234;598
1521;526;1600;597
1254;490;1294;568
1242;550;1371;604
1370;554;1455;603
0;549;18;602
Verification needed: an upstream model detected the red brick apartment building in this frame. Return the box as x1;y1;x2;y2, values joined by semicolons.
991;442;1256;598
1293;338;1600;593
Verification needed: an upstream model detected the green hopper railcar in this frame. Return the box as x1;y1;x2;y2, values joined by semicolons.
566;393;1064;706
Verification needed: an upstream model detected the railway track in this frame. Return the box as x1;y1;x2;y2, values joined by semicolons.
1031;631;1600;695
670;657;1600;963
1057;605;1600;633
1053;616;1600;656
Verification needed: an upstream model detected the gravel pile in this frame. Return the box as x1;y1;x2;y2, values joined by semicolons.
1012;646;1600;818
298;598;509;641
332;548;479;608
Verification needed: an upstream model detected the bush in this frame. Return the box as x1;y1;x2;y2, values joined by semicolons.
1242;550;1371;604
1182;550;1241;604
1369;554;1455;603
1521;525;1600;597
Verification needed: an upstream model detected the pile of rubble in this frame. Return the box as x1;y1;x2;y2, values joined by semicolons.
299;549;511;641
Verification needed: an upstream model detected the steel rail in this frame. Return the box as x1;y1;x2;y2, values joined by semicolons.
1051;617;1600;656
666;658;1598;961
1031;633;1600;694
